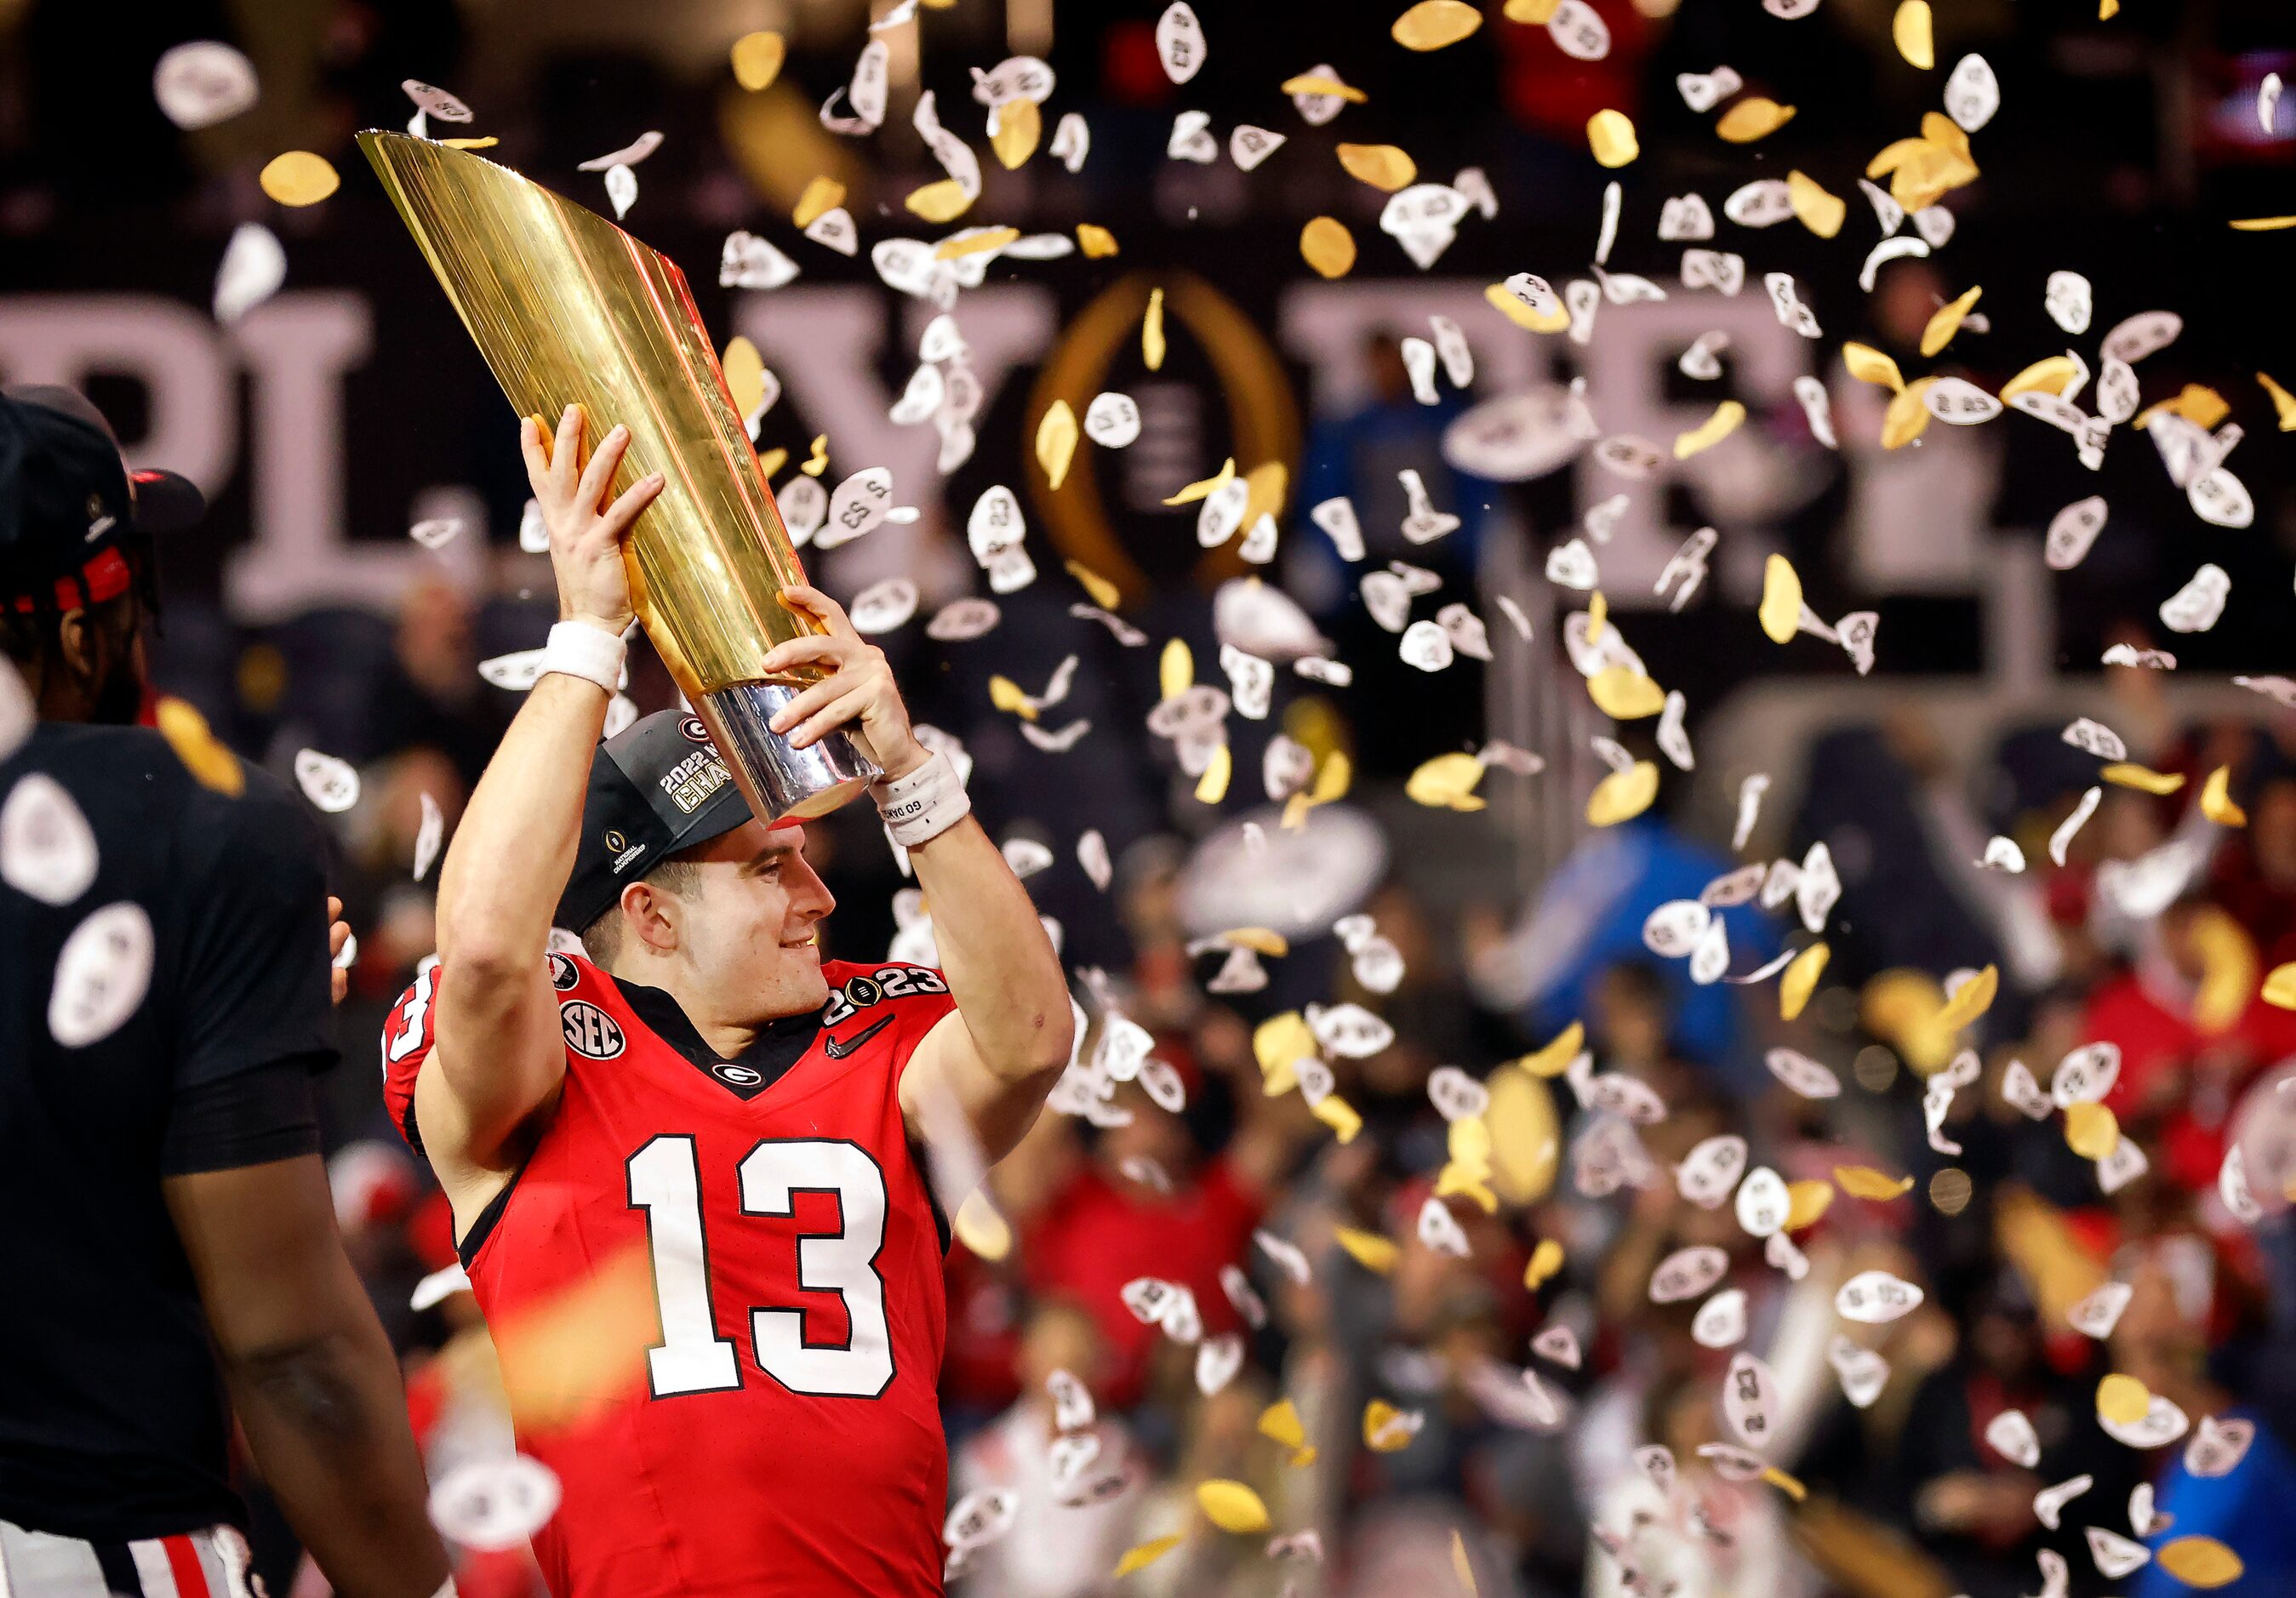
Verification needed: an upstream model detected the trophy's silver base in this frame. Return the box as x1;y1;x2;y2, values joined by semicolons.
697;682;878;824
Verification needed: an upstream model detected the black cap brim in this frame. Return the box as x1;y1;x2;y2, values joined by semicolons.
129;467;205;534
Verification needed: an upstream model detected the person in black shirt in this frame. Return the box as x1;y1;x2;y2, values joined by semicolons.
0;389;448;1597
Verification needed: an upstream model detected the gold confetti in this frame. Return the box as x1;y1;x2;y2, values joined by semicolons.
1114;1535;1184;1578
1842;343;1905;391
988;676;1040;722
1159;637;1195;699
1762;1466;1809;1502
1242;460;1289;527
260;151;340;207
1313;1093;1364;1142
1505;0;1562;15
755;446;788;478
1836;1165;1915;1201
2230;215;2296;231
1934;963;1998;1032
1759;554;1802;644
1077;223;1119;258
1519;1023;1584;1079
1919;286;1983;357
1780;941;1829;1021
1586;762;1659;827
1337;1227;1400;1275
2098;0;2118;15
730;31;786;91
991;98;1041;169
936;226;1019;261
1363;1399;1417;1449
2202;769;2248;825
905;179;973;223
2259;372;2296;430
2096;1373;2150;1425
1587;110;1639;168
2000;356;2081;402
1392;0;1483;49
1788;171;1847;237
1484;281;1568;332
1036;400;1079;490
1162;458;1236;506
1674;400;1746;459
1280;73;1368;102
492;1242;660;1427
2265;963;2296;1010
1195;743;1233;804
800;433;828;476
953;1190;1011;1259
1930;1167;1973;1214
2156;1536;2244;1588
1144;287;1166;370
1586;591;1608;642
1337;143;1418;191
1301;216;1357;280
2065;1101;2120;1161
2100;762;2186;794
1259;1398;1307;1450
1785;1179;1836;1230
792;176;845;230
439;136;499;150
722;335;767;419
1882;380;1938;449
1220;924;1288;955
1197;1480;1270;1534
2135;384;2232;430
1065;560;1121;609
1587;665;1666;720
1524;1237;1565;1289
1716;98;1797;142
1892;0;1934;68
1452;1529;1478;1596
1254;1012;1317;1090
156;697;244;796
1407;751;1489;811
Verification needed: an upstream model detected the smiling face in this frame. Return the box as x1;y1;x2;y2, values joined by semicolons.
626;818;837;1024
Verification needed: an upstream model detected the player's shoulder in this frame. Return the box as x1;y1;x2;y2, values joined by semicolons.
820;957;953;1026
380;948;612;1154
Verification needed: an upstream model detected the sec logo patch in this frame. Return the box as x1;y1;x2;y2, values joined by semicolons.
560;1000;625;1059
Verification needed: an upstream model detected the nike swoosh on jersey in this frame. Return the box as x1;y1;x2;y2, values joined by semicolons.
822;1013;895;1059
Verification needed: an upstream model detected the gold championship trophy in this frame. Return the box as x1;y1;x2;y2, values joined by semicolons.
359;130;876;820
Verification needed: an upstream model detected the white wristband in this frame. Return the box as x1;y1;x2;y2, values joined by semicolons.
873;749;970;849
541;619;625;694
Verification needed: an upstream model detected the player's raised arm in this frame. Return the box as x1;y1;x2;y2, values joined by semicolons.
765;585;1075;1161
426;407;664;1173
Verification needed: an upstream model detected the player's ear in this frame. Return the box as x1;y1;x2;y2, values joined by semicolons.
622;880;680;956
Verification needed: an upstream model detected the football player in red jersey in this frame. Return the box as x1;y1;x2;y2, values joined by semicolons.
380;407;1075;1596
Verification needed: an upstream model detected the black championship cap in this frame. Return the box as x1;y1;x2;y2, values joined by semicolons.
0;385;205;614
557;709;770;932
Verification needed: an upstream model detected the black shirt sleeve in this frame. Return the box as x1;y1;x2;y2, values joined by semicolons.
158;1056;325;1175
172;773;340;1092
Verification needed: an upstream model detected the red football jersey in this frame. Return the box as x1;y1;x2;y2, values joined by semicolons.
383;952;957;1597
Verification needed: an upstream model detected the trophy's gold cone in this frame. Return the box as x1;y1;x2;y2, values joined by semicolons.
358;130;874;819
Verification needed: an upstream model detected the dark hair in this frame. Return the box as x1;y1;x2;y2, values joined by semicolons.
579;857;704;964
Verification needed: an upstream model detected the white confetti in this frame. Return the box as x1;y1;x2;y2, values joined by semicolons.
1;774;97;906
294;749;361;813
1835;1270;1924;1325
1156;3;1206;84
154;42;259;131
212;223;286;325
413;790;444;882
49;905;152;1053
429;1456;561;1552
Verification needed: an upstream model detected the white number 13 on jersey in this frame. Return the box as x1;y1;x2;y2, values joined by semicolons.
626;1136;893;1399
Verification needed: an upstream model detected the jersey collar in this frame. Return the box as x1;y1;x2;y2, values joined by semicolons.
612;979;825;1104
